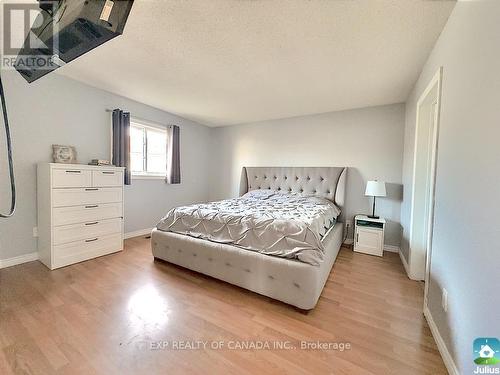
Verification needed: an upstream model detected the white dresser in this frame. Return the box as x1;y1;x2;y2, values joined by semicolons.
37;163;125;270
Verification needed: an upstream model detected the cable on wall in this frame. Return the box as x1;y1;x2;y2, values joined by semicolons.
0;73;16;218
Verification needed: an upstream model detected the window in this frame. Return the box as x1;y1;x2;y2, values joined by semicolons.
130;120;167;177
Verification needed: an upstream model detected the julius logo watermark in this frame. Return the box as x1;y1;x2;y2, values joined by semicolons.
1;1;59;71
473;338;500;374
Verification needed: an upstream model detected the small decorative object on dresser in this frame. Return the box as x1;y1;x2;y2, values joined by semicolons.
354;214;386;257
52;144;77;164
89;159;111;166
37;163;125;269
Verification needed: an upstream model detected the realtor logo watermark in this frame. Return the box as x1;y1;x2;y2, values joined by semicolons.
1;1;59;71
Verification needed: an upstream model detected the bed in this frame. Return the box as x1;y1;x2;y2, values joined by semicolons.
151;167;347;309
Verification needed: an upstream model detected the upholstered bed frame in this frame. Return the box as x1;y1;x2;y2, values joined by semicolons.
151;167;347;309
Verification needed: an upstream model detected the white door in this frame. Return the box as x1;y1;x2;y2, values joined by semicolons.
423;100;440;307
408;68;442;307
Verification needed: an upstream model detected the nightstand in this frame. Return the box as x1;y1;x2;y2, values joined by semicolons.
354;215;385;257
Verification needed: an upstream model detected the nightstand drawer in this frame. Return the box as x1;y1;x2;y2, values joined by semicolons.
356;220;384;229
354;214;385;257
355;228;383;256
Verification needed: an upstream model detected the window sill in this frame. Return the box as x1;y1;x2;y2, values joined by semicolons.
132;175;166;180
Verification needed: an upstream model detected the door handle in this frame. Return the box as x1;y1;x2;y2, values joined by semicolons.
356;233;359;243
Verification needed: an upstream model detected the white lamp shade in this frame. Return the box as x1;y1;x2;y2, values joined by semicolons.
365;180;387;197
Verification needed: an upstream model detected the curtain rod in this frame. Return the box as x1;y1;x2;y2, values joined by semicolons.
107;110;171;129
106;109;132;114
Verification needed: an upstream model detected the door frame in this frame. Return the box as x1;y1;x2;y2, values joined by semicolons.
408;67;442;307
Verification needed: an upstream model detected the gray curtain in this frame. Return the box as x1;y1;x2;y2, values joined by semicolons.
165;125;181;184
112;109;131;185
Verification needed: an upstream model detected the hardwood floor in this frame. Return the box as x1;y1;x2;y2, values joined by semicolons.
0;237;446;375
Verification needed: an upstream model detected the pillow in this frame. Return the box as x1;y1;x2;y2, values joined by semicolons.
242;189;276;199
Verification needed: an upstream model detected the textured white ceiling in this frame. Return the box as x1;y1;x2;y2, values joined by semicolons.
57;0;455;126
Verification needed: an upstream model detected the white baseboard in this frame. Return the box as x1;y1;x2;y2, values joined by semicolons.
383;244;399;253
124;228;154;239
423;305;459;375
0;252;39;269
1;228;154;268
343;238;399;254
398;249;423;280
399;249;411;275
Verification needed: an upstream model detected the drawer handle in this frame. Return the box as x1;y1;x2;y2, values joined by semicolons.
85;222;99;226
85;238;98;242
85;188;99;191
102;171;115;175
65;170;81;173
85;205;98;209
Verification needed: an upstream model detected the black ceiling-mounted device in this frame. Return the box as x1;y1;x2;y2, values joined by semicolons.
15;0;134;83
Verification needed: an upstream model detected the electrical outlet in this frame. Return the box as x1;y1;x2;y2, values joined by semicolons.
33;227;38;238
442;288;448;312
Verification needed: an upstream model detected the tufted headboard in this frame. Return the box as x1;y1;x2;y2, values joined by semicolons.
239;167;347;221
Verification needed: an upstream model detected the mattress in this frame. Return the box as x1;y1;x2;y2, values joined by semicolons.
156;189;341;265
151;223;343;309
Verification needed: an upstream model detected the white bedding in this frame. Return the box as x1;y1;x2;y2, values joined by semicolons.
156;189;340;265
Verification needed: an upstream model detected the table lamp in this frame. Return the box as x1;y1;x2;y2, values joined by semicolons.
365;180;386;219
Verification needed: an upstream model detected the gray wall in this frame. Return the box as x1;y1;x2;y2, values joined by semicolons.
0;70;406;262
401;1;500;373
0;71;211;260
209;104;405;247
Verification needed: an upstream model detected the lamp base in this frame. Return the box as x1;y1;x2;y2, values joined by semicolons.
369;197;379;219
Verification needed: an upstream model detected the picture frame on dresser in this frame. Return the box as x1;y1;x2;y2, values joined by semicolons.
52;144;78;164
37;163;125;270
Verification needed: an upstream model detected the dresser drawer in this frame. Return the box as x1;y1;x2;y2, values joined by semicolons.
52;233;123;269
53;203;123;226
52;187;122;207
93;170;123;187
53;218;122;245
52;168;92;188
